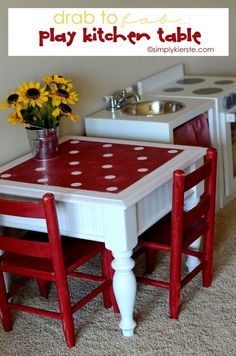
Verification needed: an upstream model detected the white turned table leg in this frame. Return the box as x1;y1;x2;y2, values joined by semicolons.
184;190;201;272
112;250;137;337
185;238;202;271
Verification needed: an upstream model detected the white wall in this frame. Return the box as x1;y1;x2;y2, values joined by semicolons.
0;0;235;165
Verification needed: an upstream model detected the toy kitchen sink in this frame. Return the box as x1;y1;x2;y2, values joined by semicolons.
85;94;215;145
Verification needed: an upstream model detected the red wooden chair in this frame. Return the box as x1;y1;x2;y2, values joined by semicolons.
0;193;112;347
135;147;217;319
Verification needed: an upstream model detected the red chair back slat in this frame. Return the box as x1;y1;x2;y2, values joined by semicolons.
0;236;51;258
184;160;212;192
0;199;45;219
0;193;60;259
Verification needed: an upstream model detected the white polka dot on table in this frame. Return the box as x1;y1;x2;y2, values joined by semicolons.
37;178;48;183
70;140;80;144
103;153;113;157
137;156;148;160
0;173;11;178
35;167;46;172
102;144;113;148
71;182;82;187
71;171;82;175
69;150;79;154
69;161;80;166
106;186;118;192
137;168;149;173
134;146;144;151
102;164;113;169
168;150;178;153
104;175;116;179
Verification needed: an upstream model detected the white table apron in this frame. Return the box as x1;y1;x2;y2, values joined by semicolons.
0;136;206;336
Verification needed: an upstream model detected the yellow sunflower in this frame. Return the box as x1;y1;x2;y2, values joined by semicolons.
52;103;78;122
50;86;78;107
7;109;25;126
18;81;49;108
0;92;19;109
43;74;73;90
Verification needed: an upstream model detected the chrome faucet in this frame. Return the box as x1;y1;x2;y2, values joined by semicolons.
102;88;141;111
121;90;141;104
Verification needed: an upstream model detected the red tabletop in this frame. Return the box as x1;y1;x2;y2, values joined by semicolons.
0;139;183;193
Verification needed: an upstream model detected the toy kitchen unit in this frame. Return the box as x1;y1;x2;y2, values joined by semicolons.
85;64;236;209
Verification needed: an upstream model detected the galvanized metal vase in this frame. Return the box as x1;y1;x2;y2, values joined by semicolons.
26;127;59;160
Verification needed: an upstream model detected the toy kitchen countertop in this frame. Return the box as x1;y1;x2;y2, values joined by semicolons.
85;95;214;143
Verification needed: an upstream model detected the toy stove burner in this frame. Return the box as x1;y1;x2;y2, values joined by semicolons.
214;80;235;85
163;87;184;92
176;78;205;84
192;88;223;95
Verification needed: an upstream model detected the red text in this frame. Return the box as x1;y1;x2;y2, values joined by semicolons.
157;27;201;44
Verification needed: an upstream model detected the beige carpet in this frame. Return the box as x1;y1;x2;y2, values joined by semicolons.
0;200;236;356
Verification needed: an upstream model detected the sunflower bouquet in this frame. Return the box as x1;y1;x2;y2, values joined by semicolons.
0;74;79;129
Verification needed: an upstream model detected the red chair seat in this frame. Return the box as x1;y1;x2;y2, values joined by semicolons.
139;214;208;249
1;234;103;275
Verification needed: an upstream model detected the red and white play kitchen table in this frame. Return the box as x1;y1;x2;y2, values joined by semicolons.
0;136;206;336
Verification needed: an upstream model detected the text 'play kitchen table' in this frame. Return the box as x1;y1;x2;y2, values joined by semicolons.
0;136;206;336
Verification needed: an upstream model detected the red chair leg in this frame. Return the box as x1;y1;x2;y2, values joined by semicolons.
55;280;75;348
169;246;182;319
202;231;214;287
37;279;50;299
102;248;119;313
0;272;13;332
145;248;157;274
169;283;181;319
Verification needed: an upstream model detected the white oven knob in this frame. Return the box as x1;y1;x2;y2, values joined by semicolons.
226;106;236;122
226;113;236;122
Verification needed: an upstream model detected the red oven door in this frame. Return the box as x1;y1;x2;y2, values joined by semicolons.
173;113;211;147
